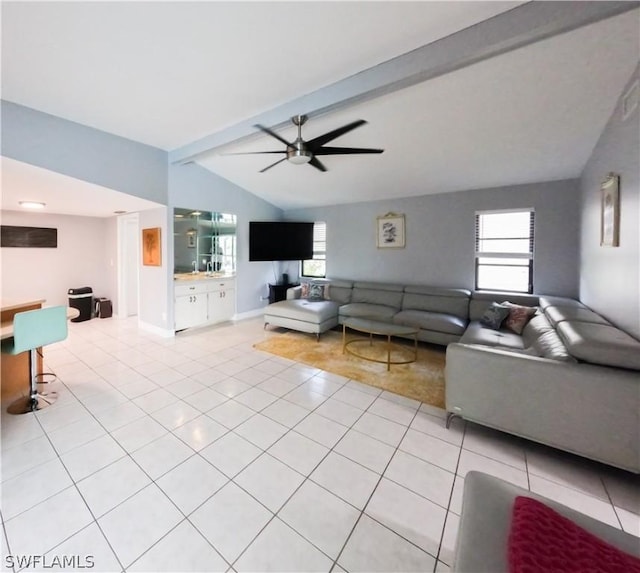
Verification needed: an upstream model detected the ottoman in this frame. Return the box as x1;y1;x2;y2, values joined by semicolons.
263;299;340;340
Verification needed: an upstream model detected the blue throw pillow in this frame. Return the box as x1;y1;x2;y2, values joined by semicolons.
480;302;510;330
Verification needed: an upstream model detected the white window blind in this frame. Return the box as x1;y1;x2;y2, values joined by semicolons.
475;209;535;293
302;222;326;278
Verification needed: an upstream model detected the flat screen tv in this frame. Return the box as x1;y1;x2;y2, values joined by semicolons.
249;221;314;261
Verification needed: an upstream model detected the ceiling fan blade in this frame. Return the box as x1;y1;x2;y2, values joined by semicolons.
255;124;292;147
259;157;288;173
309;156;327;172
223;150;286;156
313;146;384;156
307;119;367;149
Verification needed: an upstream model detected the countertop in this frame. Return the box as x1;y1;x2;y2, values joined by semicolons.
174;273;236;282
1;298;46;312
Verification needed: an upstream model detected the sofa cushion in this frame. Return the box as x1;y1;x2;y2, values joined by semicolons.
339;303;398;322
521;313;555;347
351;283;404;308
326;279;353;304
544;305;610;328
538;296;586;311
265;299;339;324
402;286;470;318
404;285;470;298
532;330;576;362
393;310;467;336
557;321;640;370
503;302;537;334
459;321;526;349
479;302;510;330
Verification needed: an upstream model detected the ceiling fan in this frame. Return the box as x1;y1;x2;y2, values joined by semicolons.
229;115;384;173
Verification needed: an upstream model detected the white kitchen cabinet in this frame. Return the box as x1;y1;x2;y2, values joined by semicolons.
174;283;208;330
175;277;235;331
207;279;236;324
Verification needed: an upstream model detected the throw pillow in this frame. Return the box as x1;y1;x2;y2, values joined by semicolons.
503;301;537;334
509;496;640;573
480;302;510;330
300;281;311;299
308;283;327;301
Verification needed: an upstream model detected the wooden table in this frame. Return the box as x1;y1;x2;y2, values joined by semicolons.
1;299;46;400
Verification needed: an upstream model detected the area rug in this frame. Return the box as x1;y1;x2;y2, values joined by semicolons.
254;329;445;408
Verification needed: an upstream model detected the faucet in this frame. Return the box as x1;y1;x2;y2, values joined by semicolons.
192;261;197;274
206;261;212;275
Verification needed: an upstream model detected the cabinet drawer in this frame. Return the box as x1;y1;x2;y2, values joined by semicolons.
208;278;236;292
175;283;209;296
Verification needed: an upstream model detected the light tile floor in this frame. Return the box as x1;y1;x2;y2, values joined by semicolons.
1;317;638;572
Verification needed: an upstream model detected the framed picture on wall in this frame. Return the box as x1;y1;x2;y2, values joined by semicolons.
600;173;620;247
377;213;405;248
142;227;162;266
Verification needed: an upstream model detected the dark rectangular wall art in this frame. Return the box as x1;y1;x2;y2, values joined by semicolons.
0;225;58;248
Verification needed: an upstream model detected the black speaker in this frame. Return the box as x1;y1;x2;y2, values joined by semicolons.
282;273;289;285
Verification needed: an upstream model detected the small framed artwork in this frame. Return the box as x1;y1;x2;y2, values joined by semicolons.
600;173;620;247
187;232;196;248
142;227;162;266
377;213;405;248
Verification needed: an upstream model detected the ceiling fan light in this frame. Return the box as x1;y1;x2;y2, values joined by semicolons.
288;150;312;165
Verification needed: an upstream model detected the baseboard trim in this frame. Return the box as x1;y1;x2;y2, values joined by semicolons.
138;320;175;338
234;308;265;321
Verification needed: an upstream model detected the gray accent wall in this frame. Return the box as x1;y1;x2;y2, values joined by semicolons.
168;163;282;316
286;179;580;297
579;64;640;339
1;100;168;204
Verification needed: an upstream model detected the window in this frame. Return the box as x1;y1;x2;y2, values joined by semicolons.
475;209;535;293
301;221;326;277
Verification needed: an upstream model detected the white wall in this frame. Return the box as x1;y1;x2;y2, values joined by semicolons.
580;64;640;338
1;210;111;306
138;207;171;333
105;217;119;313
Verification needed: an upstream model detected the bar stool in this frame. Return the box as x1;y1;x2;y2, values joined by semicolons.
2;306;68;414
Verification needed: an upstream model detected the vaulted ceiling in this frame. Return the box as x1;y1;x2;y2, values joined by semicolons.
2;2;639;214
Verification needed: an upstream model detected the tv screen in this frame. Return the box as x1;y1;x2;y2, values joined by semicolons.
249;221;314;261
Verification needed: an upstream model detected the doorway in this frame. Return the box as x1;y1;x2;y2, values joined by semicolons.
117;213;140;318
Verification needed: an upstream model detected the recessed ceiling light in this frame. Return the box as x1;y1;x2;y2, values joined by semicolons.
191;211;202;216
174;214;184;218
113;210;127;214
19;201;46;209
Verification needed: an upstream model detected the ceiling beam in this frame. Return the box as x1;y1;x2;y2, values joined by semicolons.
169;1;639;164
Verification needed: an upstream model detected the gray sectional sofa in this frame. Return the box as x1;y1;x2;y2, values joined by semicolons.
263;279;640;472
446;291;640;473
263;279;471;345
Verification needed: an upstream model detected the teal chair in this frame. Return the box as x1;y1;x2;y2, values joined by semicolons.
2;306;68;414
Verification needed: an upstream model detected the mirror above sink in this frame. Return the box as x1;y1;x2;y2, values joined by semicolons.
173;208;237;279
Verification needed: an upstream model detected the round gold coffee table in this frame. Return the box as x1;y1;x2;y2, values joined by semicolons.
342;317;419;371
